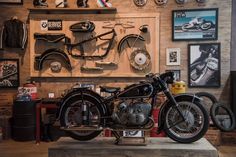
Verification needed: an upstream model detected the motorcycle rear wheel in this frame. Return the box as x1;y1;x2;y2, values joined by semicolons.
164;100;209;143
60;95;104;141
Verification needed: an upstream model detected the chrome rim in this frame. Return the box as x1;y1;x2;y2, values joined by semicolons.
166;101;204;139
64;100;101;136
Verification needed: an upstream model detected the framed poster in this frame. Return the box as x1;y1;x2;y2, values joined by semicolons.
172;8;218;41
0;59;19;88
188;43;220;88
165;70;181;81
166;48;181;65
0;0;23;4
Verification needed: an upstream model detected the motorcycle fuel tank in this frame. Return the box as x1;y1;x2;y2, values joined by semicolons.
118;82;153;99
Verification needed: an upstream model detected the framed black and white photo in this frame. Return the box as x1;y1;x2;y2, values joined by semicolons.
172;8;218;41
123;131;144;137
165;70;181;81
0;0;23;4
0;59;19;88
188;43;220;88
166;48;181;66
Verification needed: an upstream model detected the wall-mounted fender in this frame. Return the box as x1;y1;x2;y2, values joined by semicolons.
117;34;145;53
156;94;202;134
35;48;72;71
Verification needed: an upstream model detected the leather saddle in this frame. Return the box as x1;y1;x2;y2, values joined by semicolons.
100;86;120;93
34;33;66;43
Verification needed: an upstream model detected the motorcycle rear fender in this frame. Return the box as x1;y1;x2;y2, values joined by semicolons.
157;93;201;133
56;88;107;120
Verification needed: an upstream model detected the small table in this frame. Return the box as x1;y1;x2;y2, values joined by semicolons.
36;98;59;144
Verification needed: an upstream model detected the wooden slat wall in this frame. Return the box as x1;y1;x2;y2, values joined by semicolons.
0;0;232;103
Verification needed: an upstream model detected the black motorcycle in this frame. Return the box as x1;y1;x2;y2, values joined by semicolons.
57;72;209;143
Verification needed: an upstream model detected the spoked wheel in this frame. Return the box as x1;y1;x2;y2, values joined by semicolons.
164;101;209;143
60;97;103;141
210;103;236;132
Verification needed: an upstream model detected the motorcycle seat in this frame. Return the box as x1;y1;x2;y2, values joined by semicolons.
34;33;66;43
100;86;120;93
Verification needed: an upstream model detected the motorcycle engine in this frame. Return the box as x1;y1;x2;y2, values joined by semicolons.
112;100;152;126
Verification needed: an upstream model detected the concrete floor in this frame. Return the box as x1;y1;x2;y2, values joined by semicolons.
0;140;236;157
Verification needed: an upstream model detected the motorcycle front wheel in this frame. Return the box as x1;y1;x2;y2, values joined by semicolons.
200;21;213;30
164;100;209;143
60;95;103;141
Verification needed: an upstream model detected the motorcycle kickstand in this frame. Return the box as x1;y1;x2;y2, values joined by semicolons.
112;131;121;144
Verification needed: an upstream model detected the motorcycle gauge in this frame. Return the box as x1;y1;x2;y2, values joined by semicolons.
154;0;168;6
133;0;148;7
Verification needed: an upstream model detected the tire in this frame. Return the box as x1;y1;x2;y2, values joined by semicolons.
60;93;104;141
210;103;236;132
200;21;213;30
181;23;189;31
195;92;218;114
164;100;209;143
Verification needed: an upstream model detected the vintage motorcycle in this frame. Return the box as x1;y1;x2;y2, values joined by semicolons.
182;17;214;31
57;72;209;143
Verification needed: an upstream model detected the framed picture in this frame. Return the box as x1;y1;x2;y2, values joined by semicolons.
165;70;181;81
166;48;181;65
0;0;23;4
123;131;144;137
0;59;20;88
172;8;218;41
188;43;220;88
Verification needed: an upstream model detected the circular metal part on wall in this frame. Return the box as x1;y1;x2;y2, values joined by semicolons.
133;0;148;7
196;0;206;3
50;61;62;73
154;0;168;6
175;0;187;4
130;49;151;71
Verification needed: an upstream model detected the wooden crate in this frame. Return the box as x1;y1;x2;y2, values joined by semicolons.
204;127;221;146
221;131;236;144
0;93;15;106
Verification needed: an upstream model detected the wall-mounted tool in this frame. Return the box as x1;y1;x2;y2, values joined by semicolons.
103;21;135;29
55;0;68;8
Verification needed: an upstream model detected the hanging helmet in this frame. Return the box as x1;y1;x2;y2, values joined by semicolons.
175;0;187;4
196;0;207;3
154;0;168;6
77;0;88;8
33;0;48;7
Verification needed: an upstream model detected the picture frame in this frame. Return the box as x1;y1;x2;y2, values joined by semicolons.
172;8;218;41
123;131;144;137
0;0;23;4
0;59;20;88
188;43;221;88
165;70;181;81
166;48;181;66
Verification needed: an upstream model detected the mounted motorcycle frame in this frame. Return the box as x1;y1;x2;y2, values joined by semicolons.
65;29;117;59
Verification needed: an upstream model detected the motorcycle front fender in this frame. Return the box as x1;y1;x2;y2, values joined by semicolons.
56;87;107;120
156;93;201;134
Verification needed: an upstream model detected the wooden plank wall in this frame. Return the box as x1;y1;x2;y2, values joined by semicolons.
0;0;232;103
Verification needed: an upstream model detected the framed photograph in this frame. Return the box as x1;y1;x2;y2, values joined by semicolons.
165;70;181;81
188;43;220;88
0;59;20;88
172;8;218;41
0;0;23;4
123;131;144;137
166;48;181;65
